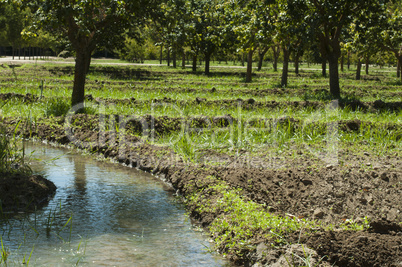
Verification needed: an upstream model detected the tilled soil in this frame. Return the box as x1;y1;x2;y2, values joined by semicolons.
1;115;401;266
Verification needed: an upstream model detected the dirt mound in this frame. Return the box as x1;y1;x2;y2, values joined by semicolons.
293;230;402;267
0;93;39;103
0;172;56;212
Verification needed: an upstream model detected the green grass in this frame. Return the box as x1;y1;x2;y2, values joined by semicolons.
1;59;400;266
0;124;31;176
187;177;370;259
0;62;400;163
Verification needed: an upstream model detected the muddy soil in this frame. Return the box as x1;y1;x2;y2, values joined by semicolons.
0;172;56;213
1;115;401;266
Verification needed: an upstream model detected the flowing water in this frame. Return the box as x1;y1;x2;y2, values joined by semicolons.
0;142;228;266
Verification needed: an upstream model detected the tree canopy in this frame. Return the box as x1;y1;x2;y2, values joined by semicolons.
1;0;399;102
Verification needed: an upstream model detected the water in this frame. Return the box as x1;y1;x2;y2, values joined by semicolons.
0;142;228;266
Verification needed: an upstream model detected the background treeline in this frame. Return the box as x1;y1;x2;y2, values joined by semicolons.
0;0;401;103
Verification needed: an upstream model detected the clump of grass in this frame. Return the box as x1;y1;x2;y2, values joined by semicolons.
0;125;31;176
44;98;70;117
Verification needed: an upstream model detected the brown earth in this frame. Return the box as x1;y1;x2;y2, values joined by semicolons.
0;172;56;213
1;115;401;266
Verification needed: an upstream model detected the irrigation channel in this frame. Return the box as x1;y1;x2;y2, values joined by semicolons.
1;142;229;266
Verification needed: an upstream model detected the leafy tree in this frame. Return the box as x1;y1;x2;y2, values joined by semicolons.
152;0;187;68
276;0;311;87
377;1;402;82
24;0;160;107
185;0;226;74
1;2;29;59
302;0;388;98
220;0;276;82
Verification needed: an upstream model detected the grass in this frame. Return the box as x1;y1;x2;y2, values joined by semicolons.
187;177;370;261
0;123;32;176
1;62;400;162
0;199;75;266
0;59;400;265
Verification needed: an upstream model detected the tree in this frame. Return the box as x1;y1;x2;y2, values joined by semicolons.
222;0;276;82
25;0;160;107
276;0;311;87
1;2;29;59
184;0;226;74
302;0;388;98
377;1;402;82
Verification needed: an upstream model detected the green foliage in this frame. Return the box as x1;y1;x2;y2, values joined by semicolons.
188;180;317;257
44;97;70;117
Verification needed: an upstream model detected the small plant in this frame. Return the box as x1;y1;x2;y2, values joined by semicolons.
0;236;9;264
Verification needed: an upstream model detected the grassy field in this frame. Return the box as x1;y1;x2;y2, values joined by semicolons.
0;60;401;266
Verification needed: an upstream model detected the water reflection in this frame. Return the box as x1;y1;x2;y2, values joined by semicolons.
0;142;228;266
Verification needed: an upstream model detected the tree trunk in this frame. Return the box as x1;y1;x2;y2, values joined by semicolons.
12;46;14;60
322;59;327;77
365;55;369;75
340;52;344;72
182;49;186;69
397;55;402;82
327;53;340;98
246;49;253;82
242;53;245;67
205;52;211;75
172;48;177;68
281;47;290;87
192;54;197;72
356;58;362;80
160;45;163;64
347;52;350;70
294;54;300;75
397;59;401;79
272;45;280;72
85;53;91;75
167;48;170;67
257;47;269;71
71;49;91;107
